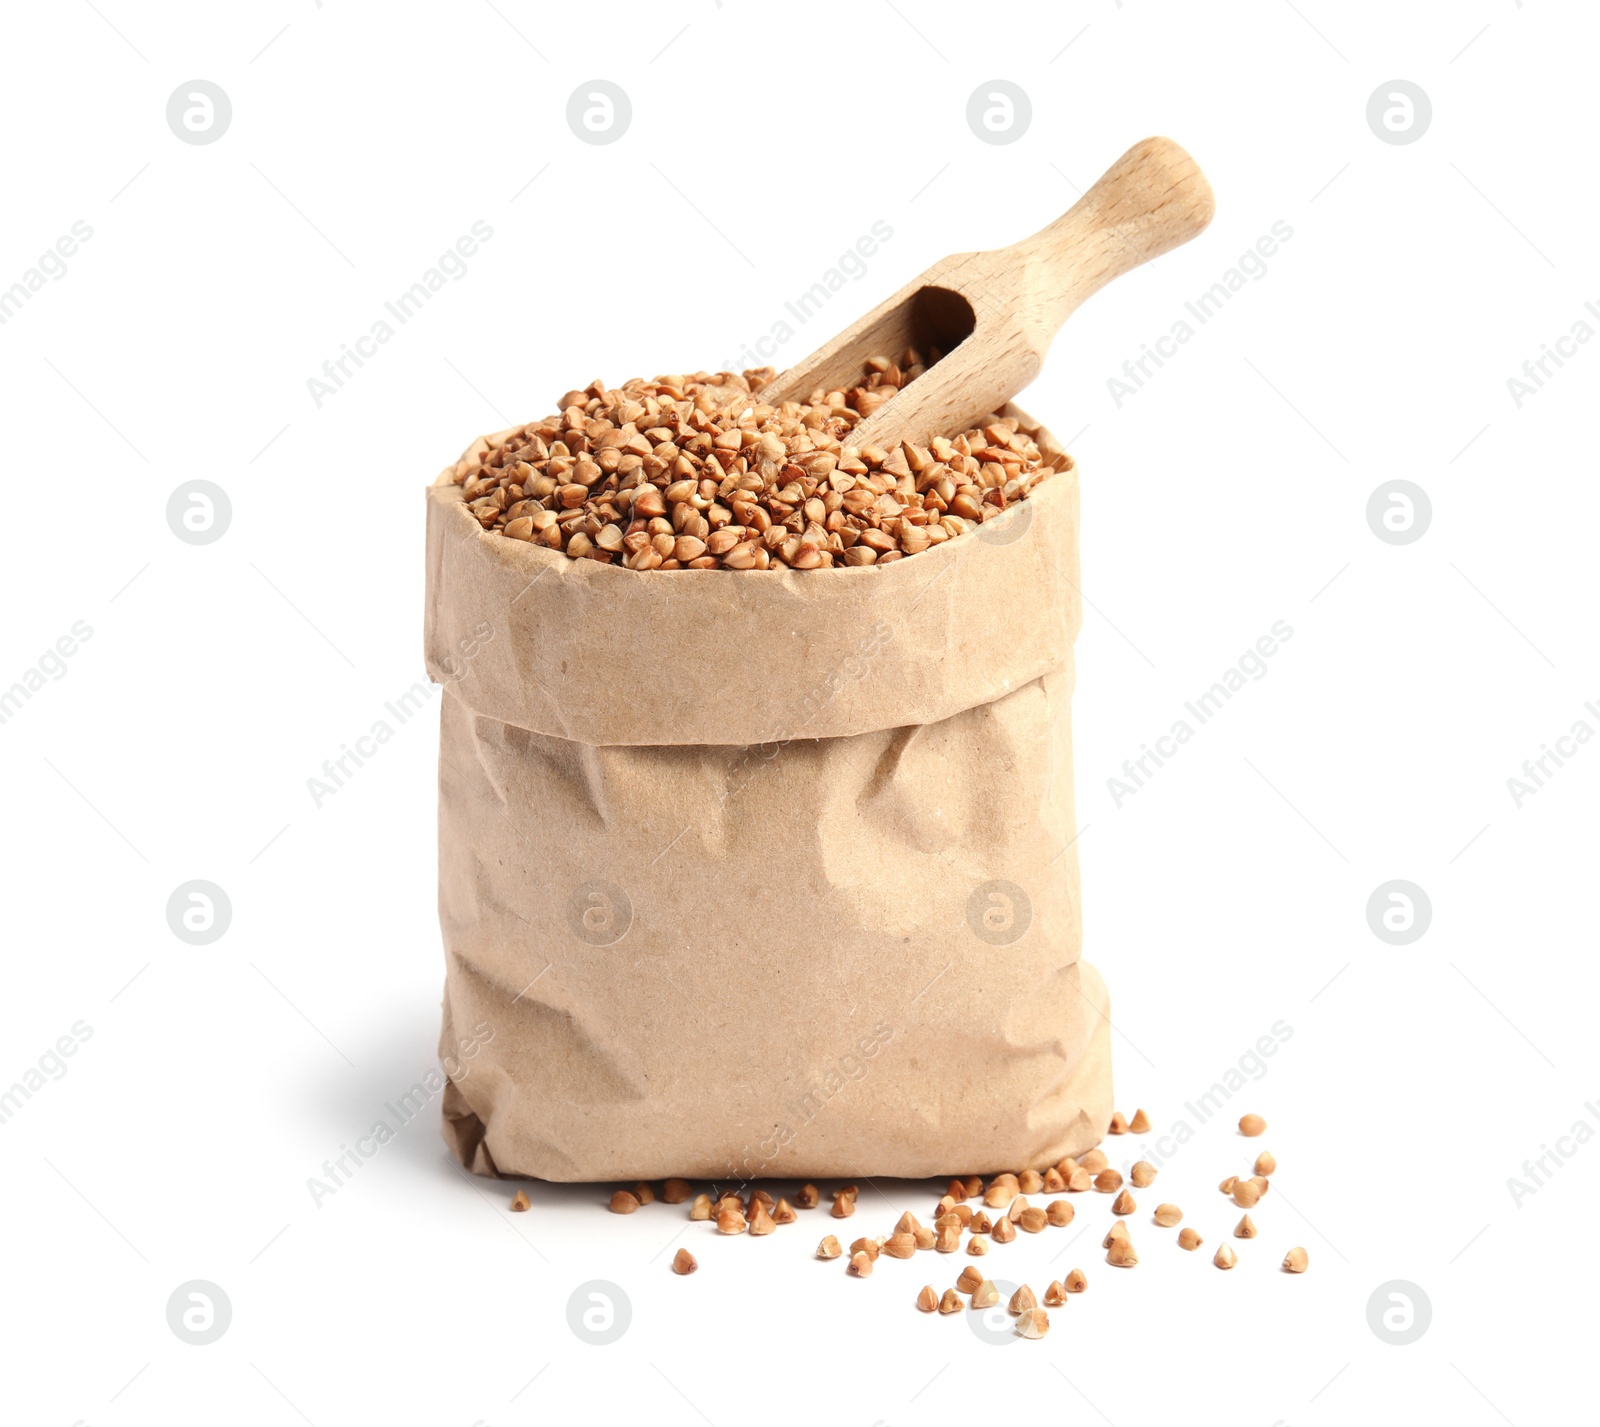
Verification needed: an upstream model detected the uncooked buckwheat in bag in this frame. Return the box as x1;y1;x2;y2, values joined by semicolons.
425;368;1111;1181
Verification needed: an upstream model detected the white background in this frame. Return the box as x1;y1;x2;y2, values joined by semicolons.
1;1;1593;1423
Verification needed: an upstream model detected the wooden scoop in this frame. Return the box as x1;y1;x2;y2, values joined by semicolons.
759;136;1215;448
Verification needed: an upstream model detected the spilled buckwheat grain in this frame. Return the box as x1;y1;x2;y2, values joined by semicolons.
453;361;1068;569
882;1232;917;1259
1107;1237;1139;1268
1017;1308;1050;1339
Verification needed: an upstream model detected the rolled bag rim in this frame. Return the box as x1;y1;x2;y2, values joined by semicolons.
423;402;1082;748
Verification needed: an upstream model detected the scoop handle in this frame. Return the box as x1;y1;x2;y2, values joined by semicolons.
1009;136;1216;339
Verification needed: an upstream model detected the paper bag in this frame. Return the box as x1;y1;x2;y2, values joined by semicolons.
425;403;1112;1181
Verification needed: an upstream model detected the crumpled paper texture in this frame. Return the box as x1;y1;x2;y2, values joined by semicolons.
427;404;1113;1179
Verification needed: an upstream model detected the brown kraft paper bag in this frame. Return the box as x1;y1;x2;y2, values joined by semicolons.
424;402;1112;1182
